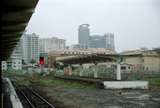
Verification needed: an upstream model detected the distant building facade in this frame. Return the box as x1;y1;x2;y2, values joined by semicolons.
70;44;88;50
89;33;115;51
121;49;160;72
78;24;115;51
39;37;66;53
2;42;22;70
21;33;39;64
89;35;107;48
78;24;90;48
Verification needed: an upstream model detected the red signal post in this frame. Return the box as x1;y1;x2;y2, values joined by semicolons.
39;56;45;65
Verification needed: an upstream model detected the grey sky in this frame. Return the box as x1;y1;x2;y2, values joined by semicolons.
26;0;160;51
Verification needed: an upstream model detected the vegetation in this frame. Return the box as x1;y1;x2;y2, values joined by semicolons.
30;74;96;90
3;69;25;77
2;69;32;86
145;78;160;86
30;59;36;65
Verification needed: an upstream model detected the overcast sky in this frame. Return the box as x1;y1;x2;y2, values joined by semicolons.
26;0;160;51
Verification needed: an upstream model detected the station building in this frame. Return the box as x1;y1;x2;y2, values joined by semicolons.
121;49;160;72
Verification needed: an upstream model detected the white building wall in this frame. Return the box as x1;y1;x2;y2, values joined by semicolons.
21;33;39;64
1;41;22;70
1;61;7;70
39;37;66;53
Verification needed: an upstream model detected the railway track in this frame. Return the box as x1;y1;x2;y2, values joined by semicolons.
13;83;55;108
54;75;114;88
55;75;114;82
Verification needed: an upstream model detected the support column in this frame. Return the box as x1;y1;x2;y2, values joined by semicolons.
116;63;121;80
68;65;72;75
93;68;98;78
79;64;83;77
93;62;98;78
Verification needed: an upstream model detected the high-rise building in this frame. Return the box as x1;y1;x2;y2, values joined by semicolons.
21;33;39;64
89;33;115;51
78;24;115;51
89;35;106;48
39;37;66;53
78;24;90;48
104;33;115;51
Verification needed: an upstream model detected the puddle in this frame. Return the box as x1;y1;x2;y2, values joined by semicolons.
152;98;160;101
125;94;150;100
105;106;122;108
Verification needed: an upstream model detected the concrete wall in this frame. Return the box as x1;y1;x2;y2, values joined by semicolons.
124;56;143;71
123;55;160;72
103;81;149;89
142;56;160;72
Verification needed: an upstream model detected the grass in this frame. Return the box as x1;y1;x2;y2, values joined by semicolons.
145;77;160;86
2;69;96;90
30;75;96;90
3;69;26;77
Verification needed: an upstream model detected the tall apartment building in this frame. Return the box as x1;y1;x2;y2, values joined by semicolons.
78;24;90;48
39;37;66;53
1;41;22;70
21;33;39;64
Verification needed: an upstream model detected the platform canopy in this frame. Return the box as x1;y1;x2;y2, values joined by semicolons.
56;54;118;64
2;0;39;60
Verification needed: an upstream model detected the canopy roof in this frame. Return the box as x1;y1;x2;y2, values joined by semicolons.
2;0;39;60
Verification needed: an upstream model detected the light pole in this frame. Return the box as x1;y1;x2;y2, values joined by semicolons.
116;55;122;80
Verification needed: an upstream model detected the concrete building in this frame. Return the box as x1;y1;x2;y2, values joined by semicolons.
78;24;115;50
2;42;22;70
78;24;90;48
39;37;66;53
21;33;39;64
1;61;7;70
88;33;115;51
89;35;107;48
121;49;160;72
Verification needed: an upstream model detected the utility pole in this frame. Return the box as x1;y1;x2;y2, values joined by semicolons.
116;55;122;80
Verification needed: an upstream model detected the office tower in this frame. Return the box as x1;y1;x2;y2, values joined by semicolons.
78;24;90;48
89;35;106;48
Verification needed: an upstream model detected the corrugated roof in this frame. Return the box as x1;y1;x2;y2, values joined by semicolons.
2;0;39;60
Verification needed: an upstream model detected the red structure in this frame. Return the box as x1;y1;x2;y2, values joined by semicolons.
39;56;45;65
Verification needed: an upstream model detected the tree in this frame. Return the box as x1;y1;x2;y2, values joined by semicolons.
153;48;160;53
22;59;26;65
30;59;36;65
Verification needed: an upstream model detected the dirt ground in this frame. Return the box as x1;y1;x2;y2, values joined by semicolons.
32;85;160;108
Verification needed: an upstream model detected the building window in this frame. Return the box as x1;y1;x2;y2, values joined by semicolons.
128;67;130;69
146;67;148;70
121;66;126;70
143;66;145;70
